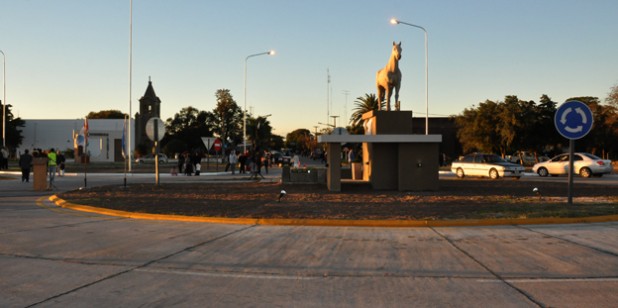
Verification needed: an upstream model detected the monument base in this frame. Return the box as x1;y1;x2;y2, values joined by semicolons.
319;110;441;192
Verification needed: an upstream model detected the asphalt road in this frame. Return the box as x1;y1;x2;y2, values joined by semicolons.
1;170;618;307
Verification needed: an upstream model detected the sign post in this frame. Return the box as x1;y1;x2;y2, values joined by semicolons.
146;117;166;185
213;138;223;172
201;137;216;171
554;100;593;204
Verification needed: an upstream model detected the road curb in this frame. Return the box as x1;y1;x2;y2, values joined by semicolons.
49;195;618;227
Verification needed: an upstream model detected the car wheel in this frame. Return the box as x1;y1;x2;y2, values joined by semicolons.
489;168;499;180
537;167;549;177
456;168;465;179
579;167;592;178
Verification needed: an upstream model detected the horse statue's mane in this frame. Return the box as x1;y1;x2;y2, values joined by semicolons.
376;42;402;111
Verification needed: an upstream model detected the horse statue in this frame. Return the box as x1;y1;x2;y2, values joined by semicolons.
376;41;402;111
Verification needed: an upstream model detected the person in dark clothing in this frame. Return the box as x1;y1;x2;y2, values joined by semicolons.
238;151;247;174
0;147;8;170
183;152;193;176
262;150;270;174
251;151;265;180
19;150;33;183
177;153;185;175
57;151;66;176
193;152;202;176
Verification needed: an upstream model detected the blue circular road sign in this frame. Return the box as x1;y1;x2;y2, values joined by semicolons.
554;100;593;140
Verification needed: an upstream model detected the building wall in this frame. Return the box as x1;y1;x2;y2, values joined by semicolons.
19;119;134;162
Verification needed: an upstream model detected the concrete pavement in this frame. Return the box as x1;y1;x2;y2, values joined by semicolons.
1;168;618;307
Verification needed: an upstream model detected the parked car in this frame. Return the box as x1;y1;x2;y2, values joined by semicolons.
507;151;549;166
135;153;168;164
532;152;612;178
451;153;525;180
270;151;291;165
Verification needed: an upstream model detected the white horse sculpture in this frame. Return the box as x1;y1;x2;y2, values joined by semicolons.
376;41;402;111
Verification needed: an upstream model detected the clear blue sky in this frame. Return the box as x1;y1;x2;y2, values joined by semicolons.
2;0;617;136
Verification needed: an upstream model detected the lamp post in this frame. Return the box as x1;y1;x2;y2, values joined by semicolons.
127;0;133;171
0;50;5;147
391;18;429;135
244;50;275;153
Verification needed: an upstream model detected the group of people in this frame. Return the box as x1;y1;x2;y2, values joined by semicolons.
172;149;272;178
227;149;271;178
17;148;66;189
176;151;202;176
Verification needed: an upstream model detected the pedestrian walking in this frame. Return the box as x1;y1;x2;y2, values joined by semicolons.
19;149;33;183
57;150;66;177
47;148;58;190
229;150;238;174
239;151;247;174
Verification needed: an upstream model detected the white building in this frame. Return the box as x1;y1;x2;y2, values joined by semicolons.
19;119;135;162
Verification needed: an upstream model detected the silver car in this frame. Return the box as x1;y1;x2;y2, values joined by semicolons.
532;152;612;178
451;153;525;180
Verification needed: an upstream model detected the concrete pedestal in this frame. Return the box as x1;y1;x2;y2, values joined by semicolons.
319;110;442;192
33;157;48;191
361;111;440;191
326;143;341;191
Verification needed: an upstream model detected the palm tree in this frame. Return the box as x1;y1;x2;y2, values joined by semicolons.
349;93;383;128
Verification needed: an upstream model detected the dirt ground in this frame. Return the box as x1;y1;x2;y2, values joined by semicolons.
57;178;618;220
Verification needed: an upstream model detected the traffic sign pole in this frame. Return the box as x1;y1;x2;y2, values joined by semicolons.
154;123;159;186
554;100;593;205
568;139;574;204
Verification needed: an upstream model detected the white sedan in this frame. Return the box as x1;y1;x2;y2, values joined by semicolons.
532;152;612;178
451;153;525;180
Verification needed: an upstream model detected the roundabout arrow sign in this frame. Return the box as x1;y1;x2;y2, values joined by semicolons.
554;100;593;140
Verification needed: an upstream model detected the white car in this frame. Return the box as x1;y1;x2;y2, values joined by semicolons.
532;152;612;178
135;153;168;164
451;153;525;180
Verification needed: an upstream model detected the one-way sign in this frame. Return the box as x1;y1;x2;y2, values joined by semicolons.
554;100;593;140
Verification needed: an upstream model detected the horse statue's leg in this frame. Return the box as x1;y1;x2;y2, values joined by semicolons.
394;84;400;111
377;85;385;111
385;86;392;111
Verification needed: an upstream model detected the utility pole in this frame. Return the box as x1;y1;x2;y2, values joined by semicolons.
342;90;350;125
326;68;330;126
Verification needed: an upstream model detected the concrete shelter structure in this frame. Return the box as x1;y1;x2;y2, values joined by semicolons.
318;110;441;192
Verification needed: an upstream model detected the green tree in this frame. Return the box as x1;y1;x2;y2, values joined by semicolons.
164;106;214;153
211;89;243;148
86;109;127;119
267;134;285;151
247;115;273;150
285;128;312;153
349;93;382;129
0;104;25;151
606;84;618;108
455;100;502;154
531;94;560;154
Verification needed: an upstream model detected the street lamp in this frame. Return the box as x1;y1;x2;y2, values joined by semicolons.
244;50;275;153
0;50;5;147
390;18;429;135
